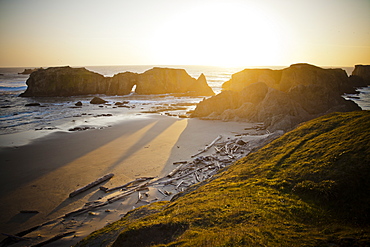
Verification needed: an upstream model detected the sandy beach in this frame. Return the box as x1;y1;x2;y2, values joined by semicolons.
0;115;272;246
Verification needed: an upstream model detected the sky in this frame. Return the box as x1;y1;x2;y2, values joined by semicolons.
0;0;369;67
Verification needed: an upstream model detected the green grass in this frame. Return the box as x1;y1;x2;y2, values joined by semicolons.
76;111;370;247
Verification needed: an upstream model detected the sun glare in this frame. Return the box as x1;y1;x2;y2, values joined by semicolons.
151;2;284;67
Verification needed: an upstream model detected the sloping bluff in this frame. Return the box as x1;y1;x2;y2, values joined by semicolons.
20;67;214;97
191;63;362;131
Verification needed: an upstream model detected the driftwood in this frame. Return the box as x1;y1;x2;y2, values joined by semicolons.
167;162;191;177
191;135;222;158
176;180;184;190
69;173;114;197
107;190;136;203
157;189;167;196
156;168;202;185
107;182;149;203
64;201;109;218
30;231;76;247
100;177;154;193
173;161;187;165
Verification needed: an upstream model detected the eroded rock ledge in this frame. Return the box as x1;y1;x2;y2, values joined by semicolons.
191;64;362;131
20;67;214;97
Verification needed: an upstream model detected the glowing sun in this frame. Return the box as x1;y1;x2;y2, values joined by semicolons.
151;1;284;67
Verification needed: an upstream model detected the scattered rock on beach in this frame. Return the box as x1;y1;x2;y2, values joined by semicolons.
75;101;83;106
68;126;95;131
95;114;113;117
90;97;107;104
114;101;129;106
25;103;41;106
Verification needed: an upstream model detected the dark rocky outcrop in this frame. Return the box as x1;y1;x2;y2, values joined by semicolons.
136;68;214;96
20;67;107;97
349;65;370;87
192;64;362;131
20;67;214;97
222;63;356;95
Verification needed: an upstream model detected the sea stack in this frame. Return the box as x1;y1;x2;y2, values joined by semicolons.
192;63;361;131
350;65;370;87
19;66;107;97
20;67;214;97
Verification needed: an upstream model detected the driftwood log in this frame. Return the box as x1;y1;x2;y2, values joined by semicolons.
69;173;114;198
191;135;222;158
107;182;149;203
100;176;154;193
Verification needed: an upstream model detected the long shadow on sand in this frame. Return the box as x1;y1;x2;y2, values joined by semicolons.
0;118;158;199
102;118;177;172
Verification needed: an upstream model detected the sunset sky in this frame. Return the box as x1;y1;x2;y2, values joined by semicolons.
0;0;369;67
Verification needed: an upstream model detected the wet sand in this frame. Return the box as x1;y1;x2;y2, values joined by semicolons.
0;115;257;246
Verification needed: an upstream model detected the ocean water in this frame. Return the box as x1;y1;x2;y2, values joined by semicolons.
0;65;368;136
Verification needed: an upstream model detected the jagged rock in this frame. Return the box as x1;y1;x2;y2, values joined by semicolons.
136;68;214;96
188;73;215;96
90;97;107;104
349;65;370;87
75;101;83;106
20;66;107;97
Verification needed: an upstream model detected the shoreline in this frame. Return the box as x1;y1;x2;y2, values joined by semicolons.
0;114;273;246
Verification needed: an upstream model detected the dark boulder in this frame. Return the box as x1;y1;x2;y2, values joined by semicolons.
75;101;83;106
25;103;41;106
90;97;107;104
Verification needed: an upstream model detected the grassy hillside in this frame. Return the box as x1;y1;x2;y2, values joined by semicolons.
77;111;370;247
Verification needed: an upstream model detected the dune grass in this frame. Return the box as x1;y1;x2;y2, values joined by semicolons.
77;111;370;247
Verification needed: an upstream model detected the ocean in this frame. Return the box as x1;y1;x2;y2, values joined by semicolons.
0;65;369;137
